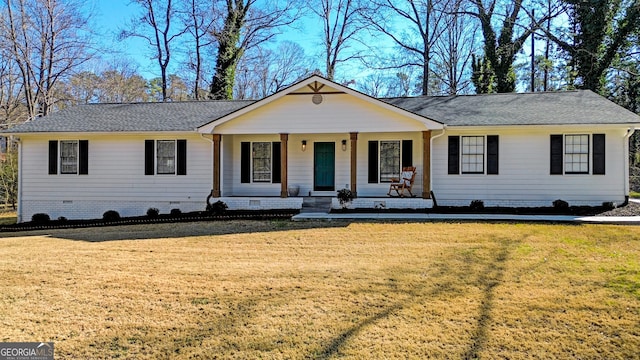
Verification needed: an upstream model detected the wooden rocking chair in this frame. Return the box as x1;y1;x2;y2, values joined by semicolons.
387;166;417;197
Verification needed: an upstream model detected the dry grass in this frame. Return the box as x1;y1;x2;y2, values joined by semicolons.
1;220;639;359
0;210;16;226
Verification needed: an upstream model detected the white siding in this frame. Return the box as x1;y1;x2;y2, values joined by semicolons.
213;94;432;134
19;133;213;221
432;127;628;206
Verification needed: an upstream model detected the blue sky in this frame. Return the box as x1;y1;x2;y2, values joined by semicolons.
92;0;161;77
90;0;324;80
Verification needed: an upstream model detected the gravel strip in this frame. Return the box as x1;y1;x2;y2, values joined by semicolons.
597;201;640;216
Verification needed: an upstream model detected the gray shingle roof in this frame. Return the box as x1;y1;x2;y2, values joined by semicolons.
5;89;639;134
4;100;255;133
383;90;640;126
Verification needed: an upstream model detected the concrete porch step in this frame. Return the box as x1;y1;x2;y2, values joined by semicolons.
301;197;332;213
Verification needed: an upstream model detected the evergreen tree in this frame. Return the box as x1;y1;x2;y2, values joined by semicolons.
547;0;640;93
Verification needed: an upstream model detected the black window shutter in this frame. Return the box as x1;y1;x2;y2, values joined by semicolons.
593;134;605;175
448;136;460;175
241;142;250;183
402;140;413;167
272;142;281;183
145;140;154;175
79;140;89;175
487;135;499;175
550;135;563;175
368;141;378;183
48;140;58;175
177;139;187;175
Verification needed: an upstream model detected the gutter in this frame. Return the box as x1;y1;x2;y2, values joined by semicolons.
624;127;636;205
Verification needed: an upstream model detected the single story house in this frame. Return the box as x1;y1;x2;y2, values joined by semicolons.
4;75;640;222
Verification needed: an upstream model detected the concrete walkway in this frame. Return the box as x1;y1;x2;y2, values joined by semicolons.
292;211;640;224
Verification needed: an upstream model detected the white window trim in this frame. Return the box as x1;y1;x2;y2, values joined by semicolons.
563;134;590;175
252;141;272;183
379;140;401;183
460;135;485;175
156;140;177;175
59;140;79;175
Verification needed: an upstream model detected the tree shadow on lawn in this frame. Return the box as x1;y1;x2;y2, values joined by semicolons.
0;219;354;242
85;288;290;358
313;238;513;359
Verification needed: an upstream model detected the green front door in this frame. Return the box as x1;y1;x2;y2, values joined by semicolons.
314;142;335;191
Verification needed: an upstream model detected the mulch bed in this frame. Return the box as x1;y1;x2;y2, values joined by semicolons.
0;209;299;232
332;201;640;217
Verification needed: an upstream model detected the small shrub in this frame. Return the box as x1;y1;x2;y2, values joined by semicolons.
57;216;68;222
206;200;228;215
602;201;616;210
552;199;569;210
469;200;484;211
170;208;182;216
337;188;354;206
146;207;160;218
31;213;50;224
103;210;121;222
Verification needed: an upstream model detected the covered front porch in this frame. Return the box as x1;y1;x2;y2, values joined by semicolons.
197;75;444;211
204;130;436;211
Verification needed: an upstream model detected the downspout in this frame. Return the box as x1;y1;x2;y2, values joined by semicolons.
15;136;22;223
429;126;447;201
623;127;636;206
200;132;217;201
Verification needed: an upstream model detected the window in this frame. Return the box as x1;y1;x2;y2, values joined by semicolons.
550;134;605;175
368;140;413;183
252;142;271;182
564;134;589;174
60;140;78;174
145;139;186;175
448;135;498;175
48;140;88;175
461;136;484;174
240;142;281;184
380;141;400;182
156;140;176;174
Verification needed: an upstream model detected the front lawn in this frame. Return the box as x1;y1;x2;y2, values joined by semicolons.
0;221;639;359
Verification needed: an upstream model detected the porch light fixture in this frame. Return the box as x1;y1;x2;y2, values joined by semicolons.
301;140;307;151
341;139;347;151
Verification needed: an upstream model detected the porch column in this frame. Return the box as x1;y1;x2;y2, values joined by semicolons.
212;134;221;197
350;132;358;197
280;133;288;198
422;130;431;199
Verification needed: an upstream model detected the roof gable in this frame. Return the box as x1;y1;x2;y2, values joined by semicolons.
197;75;444;133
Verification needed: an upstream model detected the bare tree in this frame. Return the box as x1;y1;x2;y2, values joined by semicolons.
179;0;215;99
362;0;451;95
1;0;94;119
431;0;478;95
234;41;312;99
308;0;366;80
67;71;101;105
98;67;149;103
121;0;187;102
208;0;303;99
0;49;27;127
